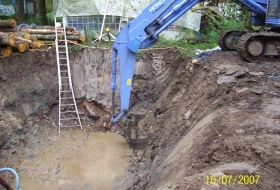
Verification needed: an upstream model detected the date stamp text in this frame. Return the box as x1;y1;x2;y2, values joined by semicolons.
205;175;260;185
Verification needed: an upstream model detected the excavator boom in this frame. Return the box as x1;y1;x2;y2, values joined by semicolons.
111;0;201;123
111;0;280;124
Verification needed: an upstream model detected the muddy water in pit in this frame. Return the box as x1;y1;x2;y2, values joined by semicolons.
19;131;132;190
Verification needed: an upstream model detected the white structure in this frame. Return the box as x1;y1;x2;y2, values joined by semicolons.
0;5;15;16
53;0;202;40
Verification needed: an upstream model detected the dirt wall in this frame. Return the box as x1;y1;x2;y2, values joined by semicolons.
1;47;280;190
0;46;185;153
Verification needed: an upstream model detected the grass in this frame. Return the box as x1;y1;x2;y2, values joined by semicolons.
74;34;219;58
153;35;219;57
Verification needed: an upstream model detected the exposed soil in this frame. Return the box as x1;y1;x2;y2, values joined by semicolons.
0;46;280;190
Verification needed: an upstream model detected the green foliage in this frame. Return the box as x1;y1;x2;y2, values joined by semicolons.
2;0;11;5
152;3;246;57
46;0;53;13
85;31;96;43
220;3;243;21
154;34;217;57
136;51;143;57
25;14;39;25
13;0;54;25
34;0;53;13
201;13;244;39
196;3;245;40
0;14;17;20
24;13;58;26
47;13;54;25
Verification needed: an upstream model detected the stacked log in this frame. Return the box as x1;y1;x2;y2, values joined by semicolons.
0;20;85;58
0;32;15;46
18;25;84;44
0;19;16;27
0;46;12;57
13;41;26;53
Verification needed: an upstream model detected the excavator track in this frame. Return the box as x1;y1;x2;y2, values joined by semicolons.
236;31;280;62
219;30;246;51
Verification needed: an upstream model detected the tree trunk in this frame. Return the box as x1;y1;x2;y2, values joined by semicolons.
38;0;48;25
0;33;15;46
30;36;38;42
66;35;83;41
30;34;62;40
0;46;13;57
29;34;83;41
0;19;17;28
19;28;81;35
0;27;17;32
17;0;26;24
13;41;26;53
9;32;31;40
21;25;76;31
44;41;55;46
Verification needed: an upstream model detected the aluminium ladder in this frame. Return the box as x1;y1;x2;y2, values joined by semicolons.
54;16;82;133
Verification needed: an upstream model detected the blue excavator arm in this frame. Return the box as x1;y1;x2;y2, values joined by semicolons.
110;0;271;124
110;0;201;124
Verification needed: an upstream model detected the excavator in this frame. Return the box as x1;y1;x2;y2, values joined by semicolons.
110;0;280;125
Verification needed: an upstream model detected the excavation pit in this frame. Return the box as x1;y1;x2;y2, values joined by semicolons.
1;47;280;189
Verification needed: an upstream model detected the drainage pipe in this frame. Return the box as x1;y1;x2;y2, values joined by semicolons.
0;168;20;190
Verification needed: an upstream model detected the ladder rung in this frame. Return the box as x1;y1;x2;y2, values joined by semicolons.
60;125;82;127
61;111;76;113
59;58;67;60
60;118;79;120
60;90;72;92
60;97;73;99
61;77;69;78
59;52;67;53
61;104;75;106
60;64;68;65
60;70;68;72
59;125;82;128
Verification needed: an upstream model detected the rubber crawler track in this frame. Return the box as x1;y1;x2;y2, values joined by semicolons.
219;30;246;51
237;31;280;62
